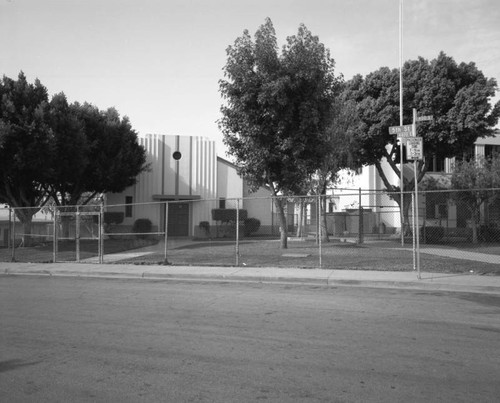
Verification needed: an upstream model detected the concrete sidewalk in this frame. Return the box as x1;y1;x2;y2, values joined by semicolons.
2;261;500;295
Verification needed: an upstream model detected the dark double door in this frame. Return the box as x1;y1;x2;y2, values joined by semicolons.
166;202;189;237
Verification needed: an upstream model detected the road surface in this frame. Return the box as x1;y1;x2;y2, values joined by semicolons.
1;276;499;402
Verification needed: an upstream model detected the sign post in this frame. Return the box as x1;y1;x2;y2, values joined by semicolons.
406;137;423;160
389;110;432;278
389;124;414;245
412;109;421;278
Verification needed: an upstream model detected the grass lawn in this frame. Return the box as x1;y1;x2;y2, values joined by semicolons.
2;237;499;275
0;238;157;263
120;238;500;275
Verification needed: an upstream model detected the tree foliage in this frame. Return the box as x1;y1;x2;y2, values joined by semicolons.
0;72;52;234
219;18;341;247
45;101;147;207
450;155;500;243
0;72;147;242
345;52;500;229
346;52;499;184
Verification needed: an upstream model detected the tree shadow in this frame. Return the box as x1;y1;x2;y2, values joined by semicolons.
0;359;41;373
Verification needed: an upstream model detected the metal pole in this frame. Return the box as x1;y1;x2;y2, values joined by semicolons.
412;192;416;271
358;188;364;244
412;108;421;279
164;202;169;264
99;203;104;264
235;198;240;266
53;208;57;263
76;206;80;262
8;207;11;249
97;209;101;263
318;194;322;268
11;208;15;262
399;0;405;246
415;161;421;279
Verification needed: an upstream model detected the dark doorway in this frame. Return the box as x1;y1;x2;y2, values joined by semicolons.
167;202;189;236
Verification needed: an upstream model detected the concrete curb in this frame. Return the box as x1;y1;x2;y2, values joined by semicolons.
2;264;500;295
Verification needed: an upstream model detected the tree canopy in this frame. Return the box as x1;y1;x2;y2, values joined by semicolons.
0;72;52;226
219;18;341;247
44;101;147;207
346;52;499;177
344;52;500;229
0;72;147;239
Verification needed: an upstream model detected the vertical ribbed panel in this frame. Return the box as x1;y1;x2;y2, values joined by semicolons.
108;134;219;230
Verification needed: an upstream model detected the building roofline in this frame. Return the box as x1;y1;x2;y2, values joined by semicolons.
217;156;239;170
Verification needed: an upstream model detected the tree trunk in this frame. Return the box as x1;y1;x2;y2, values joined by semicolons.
14;209;35;247
373;159;427;238
296;200;304;238
402;195;413;237
320;195;330;243
471;206;481;244
274;198;288;249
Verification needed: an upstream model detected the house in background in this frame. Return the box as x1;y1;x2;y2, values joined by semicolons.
330;129;500;237
422;130;500;233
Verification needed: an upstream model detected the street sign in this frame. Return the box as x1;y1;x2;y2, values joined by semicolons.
416;115;433;122
397;131;415;139
389;124;413;135
406;137;423;160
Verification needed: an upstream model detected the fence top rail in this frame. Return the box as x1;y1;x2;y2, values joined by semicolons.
7;187;500;212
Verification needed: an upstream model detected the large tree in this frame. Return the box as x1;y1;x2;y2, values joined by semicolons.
219;18;340;248
0;72;148;244
45;101;147;208
0;72;52;243
345;52;500;232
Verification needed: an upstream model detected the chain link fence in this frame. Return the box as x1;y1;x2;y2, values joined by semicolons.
1;189;500;274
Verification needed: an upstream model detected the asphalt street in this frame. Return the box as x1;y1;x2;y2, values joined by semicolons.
1;276;499;402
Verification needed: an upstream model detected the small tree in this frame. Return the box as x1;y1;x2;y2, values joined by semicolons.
450;154;500;243
312;94;363;242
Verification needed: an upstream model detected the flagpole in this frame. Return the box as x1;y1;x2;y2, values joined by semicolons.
399;0;404;245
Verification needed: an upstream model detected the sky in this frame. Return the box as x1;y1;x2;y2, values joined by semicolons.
1;0;500;156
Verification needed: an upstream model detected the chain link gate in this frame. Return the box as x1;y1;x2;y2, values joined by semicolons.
54;207;103;263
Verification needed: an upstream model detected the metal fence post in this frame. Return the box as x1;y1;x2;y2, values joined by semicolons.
235;198;240;267
10;208;15;262
318;194;322;268
358;188;364;244
76;205;80;262
53;207;57;263
99;203;104;264
164;201;169;265
8;207;12;249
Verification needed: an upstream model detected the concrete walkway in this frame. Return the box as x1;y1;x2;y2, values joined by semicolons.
396;247;500;264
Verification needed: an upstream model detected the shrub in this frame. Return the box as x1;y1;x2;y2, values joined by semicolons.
93;212;125;226
211;209;248;223
479;224;500;242
421;226;444;243
103;212;124;225
199;221;210;236
132;218;153;239
244;217;261;236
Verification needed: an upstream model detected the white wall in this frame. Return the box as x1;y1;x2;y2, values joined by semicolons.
106;134;219;233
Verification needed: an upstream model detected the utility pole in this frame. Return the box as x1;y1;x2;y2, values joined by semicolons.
399;0;404;245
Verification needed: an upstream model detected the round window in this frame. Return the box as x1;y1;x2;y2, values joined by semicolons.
173;151;182;160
